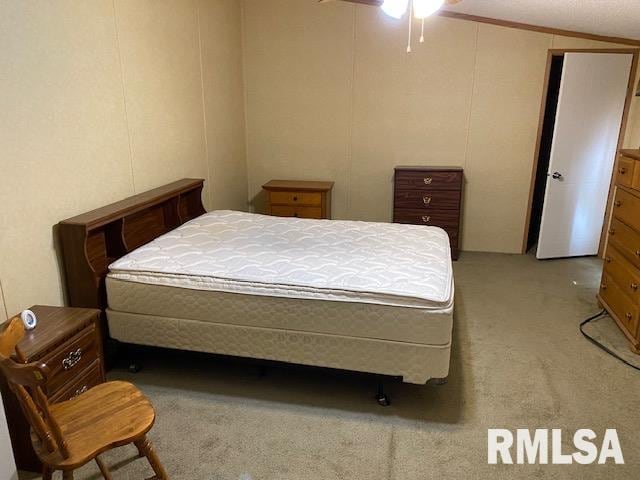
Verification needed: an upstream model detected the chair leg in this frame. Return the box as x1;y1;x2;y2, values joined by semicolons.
135;435;168;480
96;456;113;480
42;465;53;480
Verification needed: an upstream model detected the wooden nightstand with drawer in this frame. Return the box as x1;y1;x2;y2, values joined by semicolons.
599;149;640;353
263;180;334;219
0;305;105;471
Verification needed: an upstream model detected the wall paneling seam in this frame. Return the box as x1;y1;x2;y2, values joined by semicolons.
240;0;253;212
461;23;480;172
196;3;213;210
111;0;137;194
346;4;357;219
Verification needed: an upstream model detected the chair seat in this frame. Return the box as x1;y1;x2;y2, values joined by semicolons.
32;381;155;469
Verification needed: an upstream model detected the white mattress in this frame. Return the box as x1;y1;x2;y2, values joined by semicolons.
108;210;453;309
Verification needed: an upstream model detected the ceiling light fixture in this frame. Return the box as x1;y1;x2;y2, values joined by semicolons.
381;0;448;52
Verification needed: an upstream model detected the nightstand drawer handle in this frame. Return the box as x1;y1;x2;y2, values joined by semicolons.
423;196;432;205
600;283;607;290
614;200;622;207
608;228;615;235
636;250;640;258
626;313;633;321
293;196;298;201
423;177;433;185
422;215;430;223
72;385;88;398
62;348;82;370
619;167;627;175
631;283;639;291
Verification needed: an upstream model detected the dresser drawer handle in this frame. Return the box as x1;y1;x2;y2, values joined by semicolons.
72;385;88;398
62;348;82;370
423;177;433;185
626;313;633;321
636;250;640;258
605;256;612;263
423;196;432;205
421;215;430;223
600;283;607;290
631;283;639;291
614;200;622;207
619;167;627;175
608;228;615;235
293;196;298;201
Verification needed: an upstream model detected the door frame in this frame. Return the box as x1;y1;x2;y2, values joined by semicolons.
521;48;640;255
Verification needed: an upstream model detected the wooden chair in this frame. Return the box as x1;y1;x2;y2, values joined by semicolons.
0;317;168;479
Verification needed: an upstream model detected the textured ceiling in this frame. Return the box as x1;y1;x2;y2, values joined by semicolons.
444;0;640;40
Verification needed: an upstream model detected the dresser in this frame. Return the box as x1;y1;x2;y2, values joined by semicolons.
263;180;334;219
393;167;463;260
0;306;105;471
599;149;640;354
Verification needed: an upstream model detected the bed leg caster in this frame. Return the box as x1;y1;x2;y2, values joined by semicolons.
376;383;391;407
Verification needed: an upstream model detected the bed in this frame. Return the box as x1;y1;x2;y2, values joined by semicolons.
59;179;454;386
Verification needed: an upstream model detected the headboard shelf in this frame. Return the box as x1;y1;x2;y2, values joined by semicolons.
59;178;205;311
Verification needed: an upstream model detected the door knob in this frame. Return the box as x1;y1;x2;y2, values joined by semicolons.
550;172;563;180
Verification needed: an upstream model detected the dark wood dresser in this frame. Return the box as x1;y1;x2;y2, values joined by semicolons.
0;306;104;471
263;180;334;219
599;149;640;353
393;167;463;260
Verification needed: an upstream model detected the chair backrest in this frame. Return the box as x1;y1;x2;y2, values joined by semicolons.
0;317;70;458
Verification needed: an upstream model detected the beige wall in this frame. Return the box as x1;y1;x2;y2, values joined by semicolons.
242;0;639;253
0;0;247;318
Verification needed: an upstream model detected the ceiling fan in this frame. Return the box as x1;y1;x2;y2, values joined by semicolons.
320;0;464;51
320;0;462;17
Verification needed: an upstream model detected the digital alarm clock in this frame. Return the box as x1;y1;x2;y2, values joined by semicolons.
20;309;37;330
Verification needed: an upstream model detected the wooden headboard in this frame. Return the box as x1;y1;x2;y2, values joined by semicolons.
58;179;205;312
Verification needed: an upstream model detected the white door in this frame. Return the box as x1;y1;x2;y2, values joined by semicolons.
537;52;632;259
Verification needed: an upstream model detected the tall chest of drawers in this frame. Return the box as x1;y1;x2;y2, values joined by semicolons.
599;149;640;353
393;167;463;260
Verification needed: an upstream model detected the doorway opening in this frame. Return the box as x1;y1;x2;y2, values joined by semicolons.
526;55;564;253
522;49;637;259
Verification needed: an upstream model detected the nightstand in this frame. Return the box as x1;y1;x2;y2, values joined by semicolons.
0;306;105;472
263;180;334;219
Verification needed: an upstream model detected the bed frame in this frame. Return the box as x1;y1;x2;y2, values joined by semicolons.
58;178;205;313
59;180;451;402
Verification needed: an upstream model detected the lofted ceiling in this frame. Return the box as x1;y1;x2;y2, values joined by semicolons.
337;0;640;42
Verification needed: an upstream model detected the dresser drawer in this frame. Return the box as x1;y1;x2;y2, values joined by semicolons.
616;156;636;188
271;205;322;219
603;246;640;303
49;360;102;404
608;217;640;269
601;272;639;337
634;161;640;191
269;191;322;206
395;170;462;191
394;189;460;210
43;326;100;394
393;209;460;229
613;188;640;232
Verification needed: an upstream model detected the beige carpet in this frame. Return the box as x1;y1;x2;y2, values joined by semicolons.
581;314;640;369
21;252;640;479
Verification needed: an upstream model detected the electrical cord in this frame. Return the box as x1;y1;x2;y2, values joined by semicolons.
580;309;640;372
